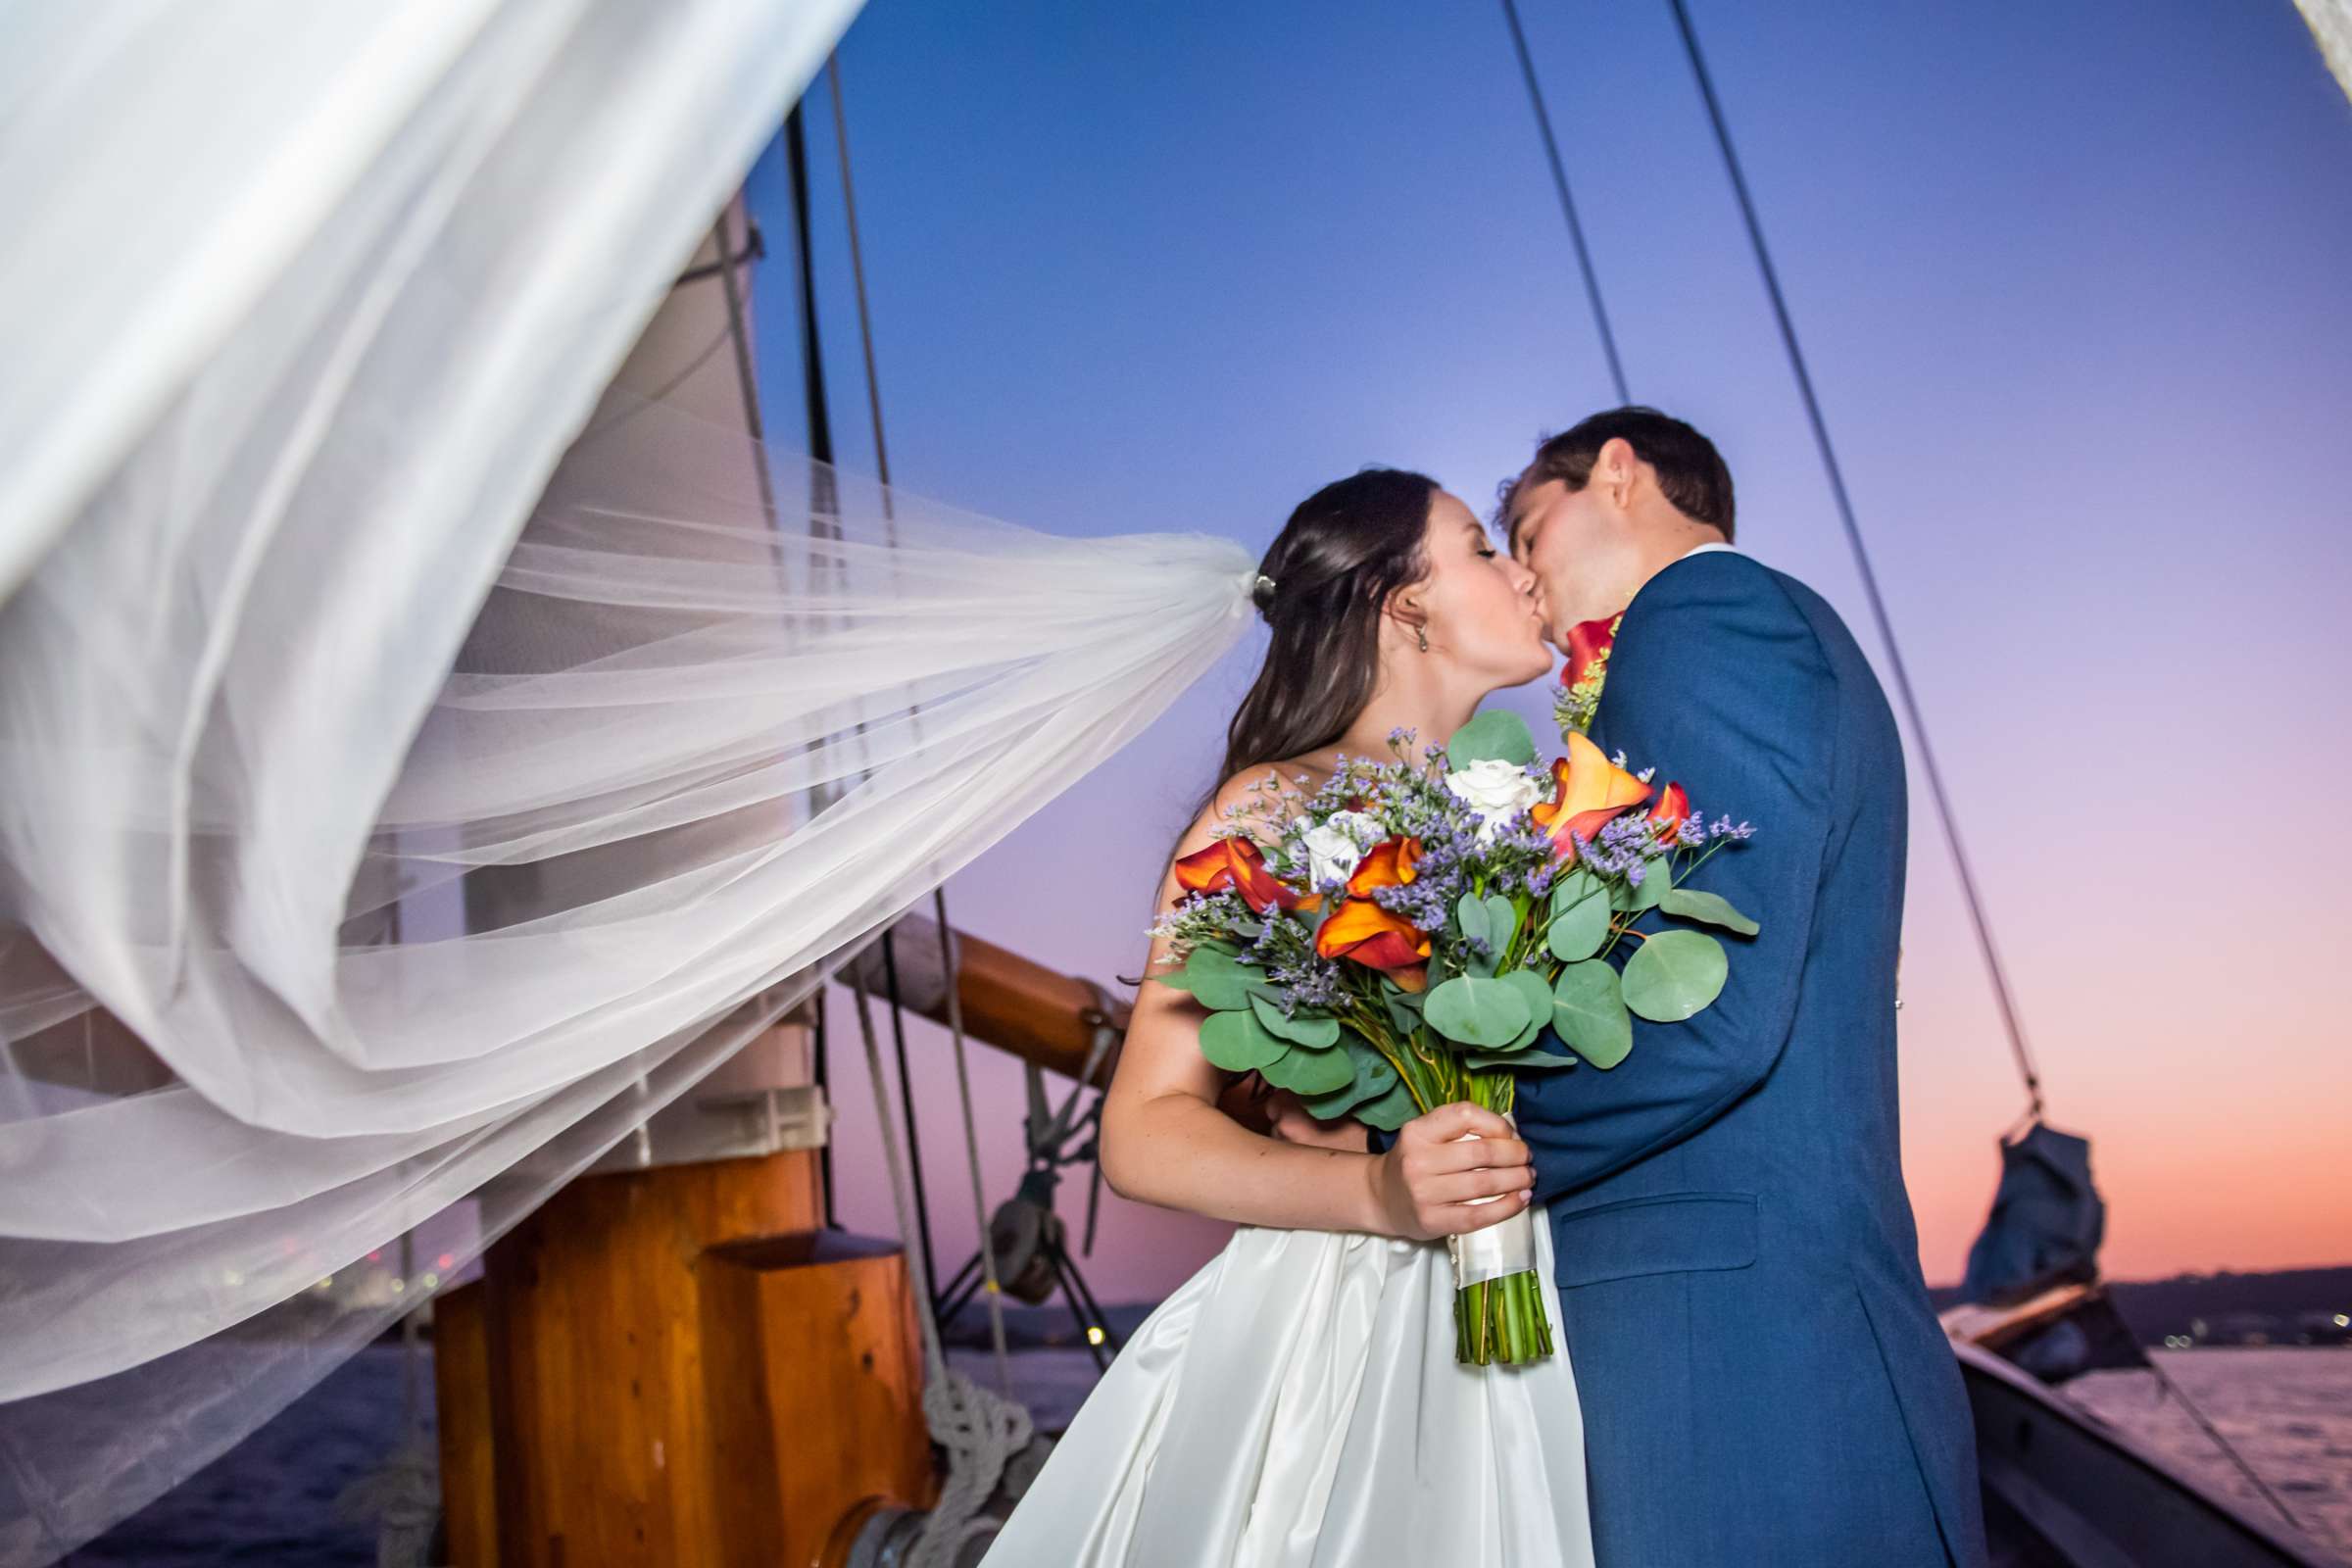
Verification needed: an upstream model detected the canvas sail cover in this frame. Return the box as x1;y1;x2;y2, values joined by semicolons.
1958;1121;2148;1384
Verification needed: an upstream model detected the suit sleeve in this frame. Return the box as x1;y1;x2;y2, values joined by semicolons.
1518;564;1838;1203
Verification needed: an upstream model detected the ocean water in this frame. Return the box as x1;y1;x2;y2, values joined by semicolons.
2061;1348;2352;1564
69;1338;2351;1564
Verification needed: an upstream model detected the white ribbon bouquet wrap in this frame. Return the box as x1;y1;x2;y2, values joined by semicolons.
1447;1119;1538;1287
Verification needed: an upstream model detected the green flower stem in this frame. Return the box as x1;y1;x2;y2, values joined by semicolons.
1454;1269;1554;1366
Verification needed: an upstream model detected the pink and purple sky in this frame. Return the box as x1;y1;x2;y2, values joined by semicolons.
755;0;2352;1298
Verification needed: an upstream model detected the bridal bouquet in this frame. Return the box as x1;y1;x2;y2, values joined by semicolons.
1153;710;1758;1366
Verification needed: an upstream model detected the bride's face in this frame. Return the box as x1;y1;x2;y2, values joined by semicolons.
1408;492;1552;689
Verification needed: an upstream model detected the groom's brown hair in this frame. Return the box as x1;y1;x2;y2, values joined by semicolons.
1505;406;1736;545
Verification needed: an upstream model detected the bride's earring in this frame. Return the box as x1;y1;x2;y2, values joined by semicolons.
1416;625;1430;654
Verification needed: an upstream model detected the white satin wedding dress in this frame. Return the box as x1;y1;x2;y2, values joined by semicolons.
980;1206;1597;1567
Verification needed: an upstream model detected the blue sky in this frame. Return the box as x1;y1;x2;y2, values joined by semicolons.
748;0;2352;1295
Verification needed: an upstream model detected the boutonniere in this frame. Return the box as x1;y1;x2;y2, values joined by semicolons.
1551;612;1623;735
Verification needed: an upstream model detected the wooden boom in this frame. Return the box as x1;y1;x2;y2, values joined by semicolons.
842;912;1129;1089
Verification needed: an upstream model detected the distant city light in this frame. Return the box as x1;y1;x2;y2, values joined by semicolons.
1086;1325;1106;1347
2336;1313;2349;1328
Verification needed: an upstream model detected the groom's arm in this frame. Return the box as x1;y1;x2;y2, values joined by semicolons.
1519;564;1837;1203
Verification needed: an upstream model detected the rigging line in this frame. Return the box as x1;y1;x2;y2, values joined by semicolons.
1497;0;1630;405
880;929;942;1305
829;55;897;513
1664;0;2044;1116
2147;1355;2306;1532
830;51;1018;1395
712;203;782;534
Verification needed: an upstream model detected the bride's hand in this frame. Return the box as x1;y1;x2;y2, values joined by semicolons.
1370;1101;1534;1241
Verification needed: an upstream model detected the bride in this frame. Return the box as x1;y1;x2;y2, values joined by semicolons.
981;469;1599;1566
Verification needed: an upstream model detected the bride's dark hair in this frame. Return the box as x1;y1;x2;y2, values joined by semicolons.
1217;467;1438;785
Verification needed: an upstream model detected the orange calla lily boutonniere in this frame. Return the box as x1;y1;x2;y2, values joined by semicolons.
1646;781;1691;847
1552;612;1622;735
1530;730;1651;861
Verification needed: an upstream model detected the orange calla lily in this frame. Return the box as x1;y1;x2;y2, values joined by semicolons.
1172;835;1309;914
1647;781;1690;847
1314;899;1432;972
1346;836;1422;898
1531;731;1652;860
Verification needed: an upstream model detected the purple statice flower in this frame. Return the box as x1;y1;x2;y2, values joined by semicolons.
1569;810;1666;880
1265;944;1346;1012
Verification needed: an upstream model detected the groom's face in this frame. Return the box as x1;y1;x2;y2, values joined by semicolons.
1507;476;1622;641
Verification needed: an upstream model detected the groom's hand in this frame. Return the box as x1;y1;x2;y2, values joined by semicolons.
1371;1102;1533;1241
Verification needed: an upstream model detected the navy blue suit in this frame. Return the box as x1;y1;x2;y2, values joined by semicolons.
1515;550;1986;1565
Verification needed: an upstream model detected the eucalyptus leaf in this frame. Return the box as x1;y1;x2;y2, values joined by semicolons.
1545;885;1612;962
1249;992;1340;1049
1446;710;1539;768
1551;959;1634;1070
1549;868;1602;921
1466;1046;1577;1071
1658;887;1760;937
1454;893;1493;951
1423;974;1535;1049
1383;987;1423;1039
1483;894;1519;954
1200;1007;1286;1072
1501;968;1553;1050
1624;856;1672;913
1353;1078;1420;1132
1621;929;1730;1022
1258;1042;1356;1095
1182;946;1264;1011
1301;1051;1399;1119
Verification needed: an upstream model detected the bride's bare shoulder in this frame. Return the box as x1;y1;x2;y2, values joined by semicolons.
1180;757;1330;854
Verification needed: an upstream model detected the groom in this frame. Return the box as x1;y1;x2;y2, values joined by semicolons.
1484;407;1986;1565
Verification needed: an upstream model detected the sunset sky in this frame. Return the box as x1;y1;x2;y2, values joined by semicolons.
749;0;2352;1297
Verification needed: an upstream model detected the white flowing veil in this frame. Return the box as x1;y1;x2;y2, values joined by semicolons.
0;3;1256;1557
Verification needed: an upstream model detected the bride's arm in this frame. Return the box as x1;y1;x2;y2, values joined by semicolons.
1098;779;1534;1239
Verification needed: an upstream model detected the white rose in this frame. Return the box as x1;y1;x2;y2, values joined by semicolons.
1299;809;1383;887
1446;759;1544;841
